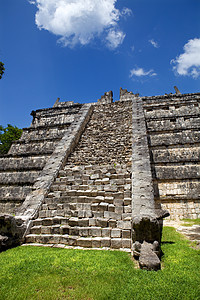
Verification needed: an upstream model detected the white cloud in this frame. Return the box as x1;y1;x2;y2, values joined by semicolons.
30;0;131;49
130;45;135;52
149;39;159;48
130;67;157;77
171;38;200;78
106;29;125;49
121;7;132;17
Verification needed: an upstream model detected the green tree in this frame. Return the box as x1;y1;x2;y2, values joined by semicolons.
0;124;23;154
0;61;5;79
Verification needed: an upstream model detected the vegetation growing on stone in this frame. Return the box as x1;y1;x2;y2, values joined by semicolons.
0;124;22;154
0;62;5;79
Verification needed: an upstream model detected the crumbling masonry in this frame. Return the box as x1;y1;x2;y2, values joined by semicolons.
0;88;200;270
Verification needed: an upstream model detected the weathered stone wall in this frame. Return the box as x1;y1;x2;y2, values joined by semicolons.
0;102;82;214
143;93;200;220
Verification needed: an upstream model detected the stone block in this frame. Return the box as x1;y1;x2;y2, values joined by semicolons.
102;228;111;237
41;227;51;234
51;225;60;234
69;227;79;236
92;237;101;248
68;236;78;246
77;238;92;248
124;206;132;213
89;218;96;226
96;218;108;228
68;218;79;227
101;237;111;248
26;235;36;243
117;221;131;230
111;229;121;238
109;219;116;228
99;203;108;211
122;230;131;239
122;239;131;248
78;218;89;227
89;227;101;237
111;238;122;249
79;228;89;237
115;206;123;214
30;226;41;234
93;212;104;218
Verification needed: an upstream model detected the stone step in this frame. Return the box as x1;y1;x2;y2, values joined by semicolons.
149;130;200;147
32;216;132;230
0;171;39;185
0;156;48;171
0;185;32;201
43;196;131;207
30;225;129;237
25;234;131;249
40;202;131;214
9;140;57;155
38;208;132;220
144;105;199;119
154;165;200;180
146;117;200;132
151;147;200;163
21;126;69;141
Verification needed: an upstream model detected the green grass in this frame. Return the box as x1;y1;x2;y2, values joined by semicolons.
181;218;200;226
0;227;200;300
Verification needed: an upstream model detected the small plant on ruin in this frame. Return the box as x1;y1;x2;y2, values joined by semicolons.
0;61;5;79
0;124;22;154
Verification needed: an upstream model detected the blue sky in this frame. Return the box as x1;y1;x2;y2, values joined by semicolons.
0;0;200;128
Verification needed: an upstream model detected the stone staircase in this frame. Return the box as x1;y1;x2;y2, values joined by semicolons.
25;100;133;250
26;164;132;250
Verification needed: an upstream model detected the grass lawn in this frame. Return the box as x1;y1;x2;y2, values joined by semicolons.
0;227;199;300
181;218;200;226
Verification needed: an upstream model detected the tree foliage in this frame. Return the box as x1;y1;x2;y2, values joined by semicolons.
0;61;5;79
0;124;23;154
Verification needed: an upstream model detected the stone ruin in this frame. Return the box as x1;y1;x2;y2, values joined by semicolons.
0;87;200;270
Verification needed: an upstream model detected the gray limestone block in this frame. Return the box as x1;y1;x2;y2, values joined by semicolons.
69;227;79;236
79;228;89;237
96;218;108;228
78;219;89;227
101;237;111;247
30;226;41;234
122;239;131;248
25;235;36;244
89;218;96;226
122;230;131;239
111;238;122;249
77;237;92;248
115;206;123;214
117;221;131;230
68;218;79;227
109;219;117;228
111;229;121;238
68;236;78;246
102;228;111;237
92;237;101;248
41;227;51;234
89;227;102;237
93;212;104;218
